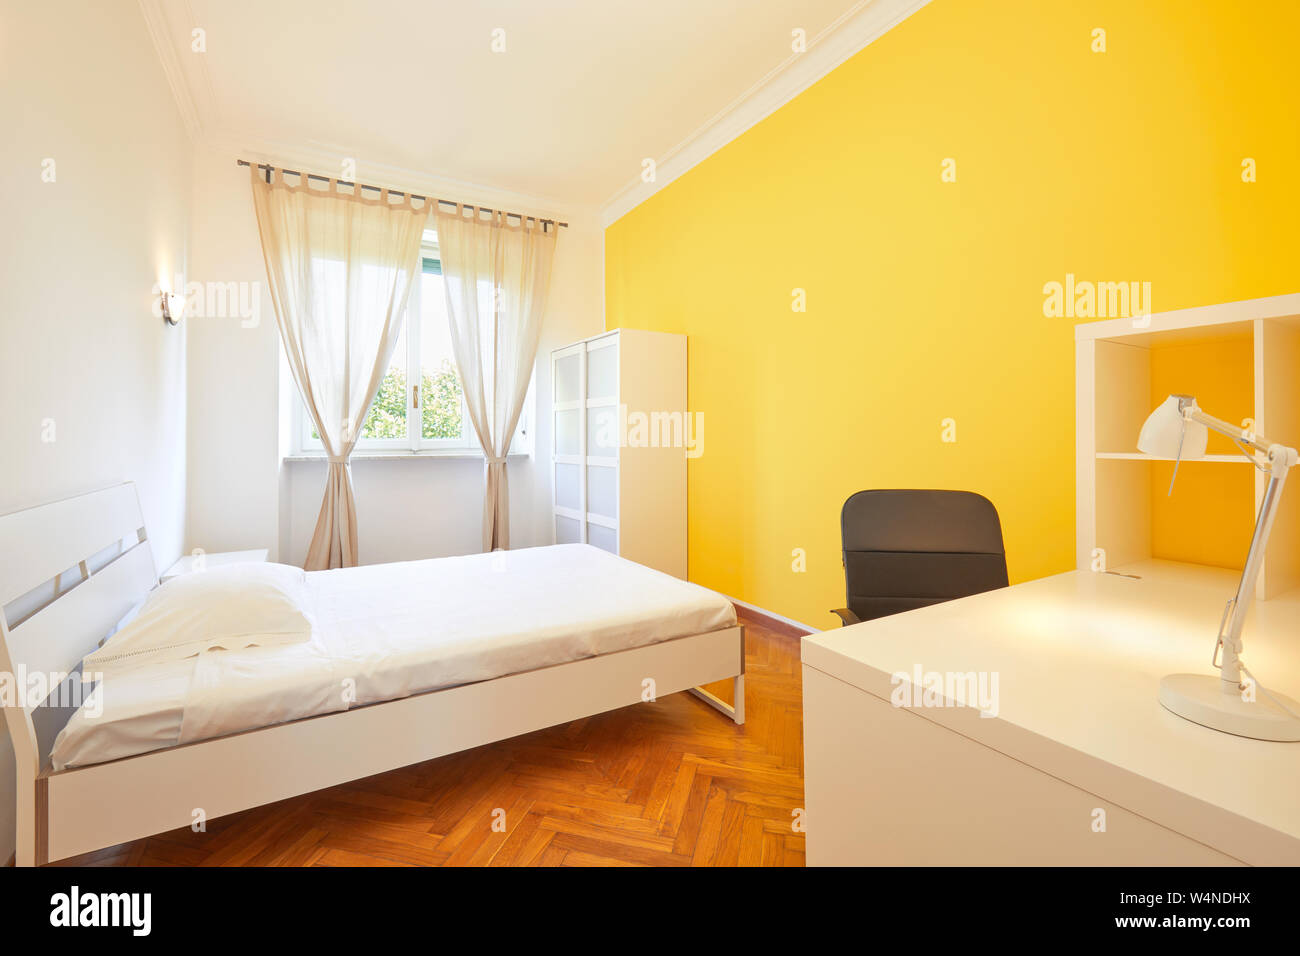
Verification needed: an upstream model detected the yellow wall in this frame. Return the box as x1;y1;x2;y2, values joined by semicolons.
604;0;1300;627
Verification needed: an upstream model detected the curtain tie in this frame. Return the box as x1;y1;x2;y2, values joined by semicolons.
326;455;349;465
485;455;507;466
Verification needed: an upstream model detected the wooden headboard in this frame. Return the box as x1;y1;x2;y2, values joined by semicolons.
0;483;157;773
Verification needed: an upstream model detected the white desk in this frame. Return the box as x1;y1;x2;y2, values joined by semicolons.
802;560;1300;866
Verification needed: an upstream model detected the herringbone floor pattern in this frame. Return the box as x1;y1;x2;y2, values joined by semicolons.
64;609;805;867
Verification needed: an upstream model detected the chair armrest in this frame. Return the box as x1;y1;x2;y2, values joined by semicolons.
831;608;861;627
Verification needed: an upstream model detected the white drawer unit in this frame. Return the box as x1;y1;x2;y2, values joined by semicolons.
550;328;687;578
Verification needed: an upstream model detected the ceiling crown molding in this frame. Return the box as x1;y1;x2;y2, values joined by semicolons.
137;0;201;139
599;0;933;228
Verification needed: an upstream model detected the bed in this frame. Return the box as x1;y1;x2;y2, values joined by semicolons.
0;483;745;865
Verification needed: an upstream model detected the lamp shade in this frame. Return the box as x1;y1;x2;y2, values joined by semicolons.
1138;394;1208;459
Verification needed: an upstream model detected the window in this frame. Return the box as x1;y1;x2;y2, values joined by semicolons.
294;229;531;456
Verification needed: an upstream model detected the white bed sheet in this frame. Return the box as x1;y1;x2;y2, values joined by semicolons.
51;544;736;770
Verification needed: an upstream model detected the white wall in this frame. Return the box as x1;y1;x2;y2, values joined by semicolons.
0;0;192;862
186;146;605;566
185;147;282;558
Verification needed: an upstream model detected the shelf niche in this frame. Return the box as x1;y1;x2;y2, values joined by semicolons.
1077;295;1300;600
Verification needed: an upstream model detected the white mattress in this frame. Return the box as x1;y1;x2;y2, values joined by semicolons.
51;544;736;770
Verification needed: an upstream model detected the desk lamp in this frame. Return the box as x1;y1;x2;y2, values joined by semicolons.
1138;394;1300;740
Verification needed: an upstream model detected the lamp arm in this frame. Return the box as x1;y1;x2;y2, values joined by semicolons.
1159;397;1300;691
1201;415;1300;689
1217;467;1288;688
1186;407;1273;455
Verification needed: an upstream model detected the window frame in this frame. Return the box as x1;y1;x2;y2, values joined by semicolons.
290;236;532;458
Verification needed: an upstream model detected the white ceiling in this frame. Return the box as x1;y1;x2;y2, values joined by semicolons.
153;0;869;213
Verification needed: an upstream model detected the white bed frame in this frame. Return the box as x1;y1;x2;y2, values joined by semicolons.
0;484;744;866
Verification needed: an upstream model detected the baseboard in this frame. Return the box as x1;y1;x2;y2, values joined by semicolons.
729;596;819;638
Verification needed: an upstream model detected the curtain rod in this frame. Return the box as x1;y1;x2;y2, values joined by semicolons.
236;160;569;228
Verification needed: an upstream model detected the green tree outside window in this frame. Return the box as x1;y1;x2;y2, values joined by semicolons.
311;359;464;442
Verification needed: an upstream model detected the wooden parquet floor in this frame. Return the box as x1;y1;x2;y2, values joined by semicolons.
63;608;806;867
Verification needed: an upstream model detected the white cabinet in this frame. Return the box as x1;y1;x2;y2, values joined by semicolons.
550;329;687;578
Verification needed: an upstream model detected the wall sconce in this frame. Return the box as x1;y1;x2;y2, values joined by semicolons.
159;290;185;326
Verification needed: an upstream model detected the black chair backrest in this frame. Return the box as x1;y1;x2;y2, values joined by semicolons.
841;489;1009;622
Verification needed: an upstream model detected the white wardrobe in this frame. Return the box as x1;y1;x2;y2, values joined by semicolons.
550;328;687;578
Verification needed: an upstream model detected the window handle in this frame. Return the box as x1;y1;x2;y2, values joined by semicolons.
412;385;419;409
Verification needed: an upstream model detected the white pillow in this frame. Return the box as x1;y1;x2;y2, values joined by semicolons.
83;562;314;678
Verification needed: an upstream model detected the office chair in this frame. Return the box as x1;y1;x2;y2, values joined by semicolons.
831;489;1009;626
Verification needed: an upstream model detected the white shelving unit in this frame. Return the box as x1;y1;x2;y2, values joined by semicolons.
550;328;687;578
1076;292;1300;599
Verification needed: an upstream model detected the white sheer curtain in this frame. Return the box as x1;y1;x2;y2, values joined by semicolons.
433;204;558;551
250;166;427;569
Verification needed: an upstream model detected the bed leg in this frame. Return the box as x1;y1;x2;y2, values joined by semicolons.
12;770;43;867
687;674;745;725
686;624;746;724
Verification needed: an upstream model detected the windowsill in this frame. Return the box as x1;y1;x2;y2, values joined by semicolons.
284;450;531;463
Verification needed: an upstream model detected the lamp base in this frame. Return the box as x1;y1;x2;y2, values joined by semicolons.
1159;674;1300;741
